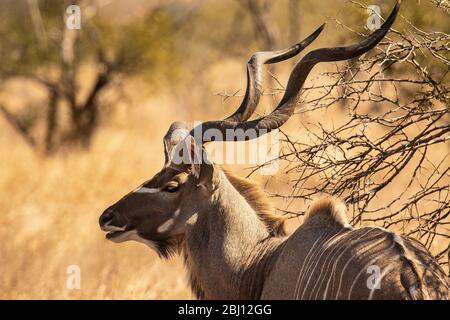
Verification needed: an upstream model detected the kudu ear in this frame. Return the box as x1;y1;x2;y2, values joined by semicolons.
167;135;216;190
183;135;202;178
186;137;216;192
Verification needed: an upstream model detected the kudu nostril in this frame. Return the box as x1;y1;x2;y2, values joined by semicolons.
99;209;113;227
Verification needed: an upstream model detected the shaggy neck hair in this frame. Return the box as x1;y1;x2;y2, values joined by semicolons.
222;169;286;237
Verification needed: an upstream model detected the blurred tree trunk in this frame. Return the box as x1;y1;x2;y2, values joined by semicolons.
0;104;37;148
243;0;279;50
44;89;59;153
0;0;117;153
69;61;113;148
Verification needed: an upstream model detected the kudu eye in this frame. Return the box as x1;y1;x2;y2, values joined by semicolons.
162;182;180;193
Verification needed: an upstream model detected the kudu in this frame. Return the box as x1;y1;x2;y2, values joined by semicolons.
99;1;449;299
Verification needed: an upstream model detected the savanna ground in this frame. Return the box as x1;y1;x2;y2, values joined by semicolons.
0;0;448;299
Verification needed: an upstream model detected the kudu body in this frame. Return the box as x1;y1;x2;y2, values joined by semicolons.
99;1;449;299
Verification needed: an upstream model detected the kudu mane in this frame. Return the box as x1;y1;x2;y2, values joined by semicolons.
223;169;287;236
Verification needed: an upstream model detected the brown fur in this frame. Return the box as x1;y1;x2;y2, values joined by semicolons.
304;196;348;227
223;169;287;236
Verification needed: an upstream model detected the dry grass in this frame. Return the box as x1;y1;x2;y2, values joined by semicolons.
0;90;193;299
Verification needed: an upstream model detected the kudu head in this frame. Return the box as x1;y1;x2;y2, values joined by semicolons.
99;1;400;258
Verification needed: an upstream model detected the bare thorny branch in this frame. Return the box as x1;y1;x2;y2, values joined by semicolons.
246;6;450;270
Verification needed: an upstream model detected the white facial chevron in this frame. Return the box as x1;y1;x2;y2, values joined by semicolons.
134;187;160;194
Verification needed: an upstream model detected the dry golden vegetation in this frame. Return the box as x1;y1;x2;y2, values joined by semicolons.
0;92;189;298
0;0;448;299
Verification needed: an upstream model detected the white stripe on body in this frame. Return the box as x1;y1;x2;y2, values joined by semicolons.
298;230;351;299
293;231;332;299
330;228;386;299
309;228;363;299
346;239;397;299
314;228;380;299
317;229;379;299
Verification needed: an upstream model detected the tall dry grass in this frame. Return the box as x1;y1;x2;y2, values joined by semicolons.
0;91;190;298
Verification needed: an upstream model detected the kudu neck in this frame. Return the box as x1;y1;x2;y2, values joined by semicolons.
184;170;283;299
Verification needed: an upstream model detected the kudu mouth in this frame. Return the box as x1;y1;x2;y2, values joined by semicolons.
99;209;134;240
104;226;135;240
